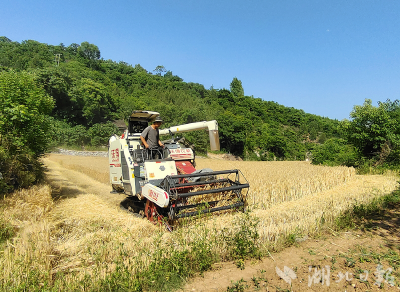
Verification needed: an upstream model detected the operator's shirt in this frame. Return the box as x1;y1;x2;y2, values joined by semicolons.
141;125;160;148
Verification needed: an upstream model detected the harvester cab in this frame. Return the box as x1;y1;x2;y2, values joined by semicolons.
109;110;249;230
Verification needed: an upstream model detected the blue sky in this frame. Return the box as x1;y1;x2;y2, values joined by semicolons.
2;0;399;120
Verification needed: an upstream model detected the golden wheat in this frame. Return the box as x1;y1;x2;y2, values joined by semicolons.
196;159;356;209
1;154;398;288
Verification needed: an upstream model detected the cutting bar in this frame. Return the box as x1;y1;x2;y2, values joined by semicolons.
175;202;245;219
178;183;250;198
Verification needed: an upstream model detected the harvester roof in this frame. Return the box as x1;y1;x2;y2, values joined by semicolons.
129;110;160;122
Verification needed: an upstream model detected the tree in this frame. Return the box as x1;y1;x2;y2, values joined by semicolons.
258;125;287;159
70;78;117;125
0;36;12;43
67;43;80;55
230;77;244;97
35;67;74;120
0;70;54;192
218;111;250;155
0;70;54;155
78;41;100;60
134;64;147;73
216;89;235;109
153;65;166;76
343;99;398;158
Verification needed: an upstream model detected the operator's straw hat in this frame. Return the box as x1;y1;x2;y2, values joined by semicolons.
153;116;163;123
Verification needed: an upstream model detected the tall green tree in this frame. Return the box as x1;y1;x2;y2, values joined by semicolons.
230;77;244;97
70;78;118;125
342;99;399;158
0;70;54;192
153;65;166;76
78;41;100;60
0;70;54;155
0;36;12;43
218;111;250;155
35;67;74;120
78;41;100;69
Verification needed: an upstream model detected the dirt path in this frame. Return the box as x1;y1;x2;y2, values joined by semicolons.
182;228;400;291
181;207;400;291
42;154;400;291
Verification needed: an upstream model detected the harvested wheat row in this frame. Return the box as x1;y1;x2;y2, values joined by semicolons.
48;193;160;275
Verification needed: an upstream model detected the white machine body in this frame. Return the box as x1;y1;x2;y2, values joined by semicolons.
109;111;222;208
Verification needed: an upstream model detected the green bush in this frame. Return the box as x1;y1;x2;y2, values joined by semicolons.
49;120;88;147
384;148;400;167
0;147;43;192
223;212;261;260
49;120;119;148
0;217;14;244
0;70;54;193
88;122;119;146
311;138;359;167
66;125;90;146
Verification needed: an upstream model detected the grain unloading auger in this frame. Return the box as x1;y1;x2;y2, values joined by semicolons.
109;111;249;230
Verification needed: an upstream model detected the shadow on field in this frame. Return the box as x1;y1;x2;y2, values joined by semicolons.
358;194;400;251
43;165;85;201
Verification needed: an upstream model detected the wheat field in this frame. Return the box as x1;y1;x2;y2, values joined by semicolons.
39;154;399;244
1;154;398;288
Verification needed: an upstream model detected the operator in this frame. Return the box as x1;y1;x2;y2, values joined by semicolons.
140;116;165;150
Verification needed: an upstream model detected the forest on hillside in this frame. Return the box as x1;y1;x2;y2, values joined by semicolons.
1;37;399;193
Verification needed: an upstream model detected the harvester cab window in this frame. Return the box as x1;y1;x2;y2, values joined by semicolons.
129;120;148;135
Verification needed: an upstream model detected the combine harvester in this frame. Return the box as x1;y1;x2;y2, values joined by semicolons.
109;110;249;230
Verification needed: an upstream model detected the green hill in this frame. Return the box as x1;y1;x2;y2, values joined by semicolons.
0;37;341;160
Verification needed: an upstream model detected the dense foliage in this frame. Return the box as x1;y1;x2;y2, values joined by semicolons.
310;138;359;167
0;36;398;192
0;70;54;192
344;99;400;168
0;37;342;157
